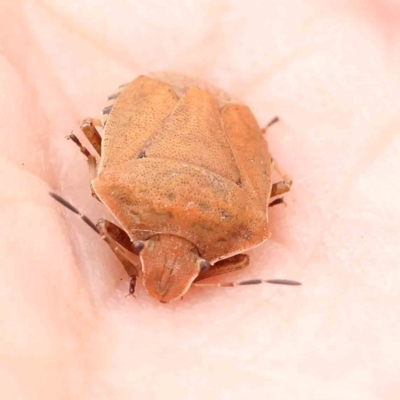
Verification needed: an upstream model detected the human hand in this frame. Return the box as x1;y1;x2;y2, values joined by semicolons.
1;1;400;399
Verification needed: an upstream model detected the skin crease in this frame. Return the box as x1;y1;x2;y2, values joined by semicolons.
1;0;400;399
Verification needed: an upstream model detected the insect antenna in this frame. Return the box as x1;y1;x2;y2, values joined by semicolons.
49;192;99;233
193;278;301;288
49;192;138;267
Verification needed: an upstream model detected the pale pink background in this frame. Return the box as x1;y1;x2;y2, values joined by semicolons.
1;1;400;399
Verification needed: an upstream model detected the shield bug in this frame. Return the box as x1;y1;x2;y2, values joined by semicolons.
52;72;300;303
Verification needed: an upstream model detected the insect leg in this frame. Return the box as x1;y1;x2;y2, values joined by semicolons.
101;84;129;127
268;197;286;208
262;120;292;199
270;181;291;198
194;254;250;282
49;193;140;296
270;156;292;198
80;118;102;156
66;132;99;201
96;219;141;296
66;133;97;176
262;116;280;133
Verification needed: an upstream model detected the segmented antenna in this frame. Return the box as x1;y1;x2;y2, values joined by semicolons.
194;278;301;288
49;192;98;233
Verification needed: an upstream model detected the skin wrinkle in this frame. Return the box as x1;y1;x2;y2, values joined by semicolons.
240;44;319;100
40;1;136;70
235;11;333;97
0;175;96;400
0;2;80;188
173;1;228;72
345;0;400;47
22;18;93;128
1;1;400;400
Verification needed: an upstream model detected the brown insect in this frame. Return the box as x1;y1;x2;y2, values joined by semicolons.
51;72;300;303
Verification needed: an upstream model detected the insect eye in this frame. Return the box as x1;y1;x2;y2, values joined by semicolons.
199;259;210;273
132;241;145;255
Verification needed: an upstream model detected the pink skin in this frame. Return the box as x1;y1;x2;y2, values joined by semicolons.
1;1;400;399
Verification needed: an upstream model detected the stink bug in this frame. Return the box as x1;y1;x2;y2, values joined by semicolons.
52;72;300;303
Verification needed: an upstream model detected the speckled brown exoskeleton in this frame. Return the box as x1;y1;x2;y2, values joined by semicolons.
51;72;300;303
